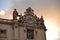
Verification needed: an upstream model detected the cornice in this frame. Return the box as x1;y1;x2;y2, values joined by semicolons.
0;18;13;25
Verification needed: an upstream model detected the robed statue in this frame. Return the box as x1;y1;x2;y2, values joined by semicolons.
13;9;18;20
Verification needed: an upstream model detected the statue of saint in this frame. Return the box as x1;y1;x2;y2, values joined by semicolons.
13;9;18;20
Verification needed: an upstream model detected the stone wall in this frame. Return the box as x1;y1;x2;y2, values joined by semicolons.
0;24;13;40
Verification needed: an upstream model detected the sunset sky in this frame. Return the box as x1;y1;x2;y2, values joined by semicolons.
0;0;60;40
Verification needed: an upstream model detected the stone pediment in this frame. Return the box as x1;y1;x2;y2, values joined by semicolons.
18;7;45;28
18;7;37;26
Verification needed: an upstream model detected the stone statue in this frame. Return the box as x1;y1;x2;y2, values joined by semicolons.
13;9;18;20
40;16;44;25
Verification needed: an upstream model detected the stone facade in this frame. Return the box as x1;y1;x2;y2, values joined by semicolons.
0;7;47;40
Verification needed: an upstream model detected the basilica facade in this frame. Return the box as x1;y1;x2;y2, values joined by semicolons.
0;7;47;40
